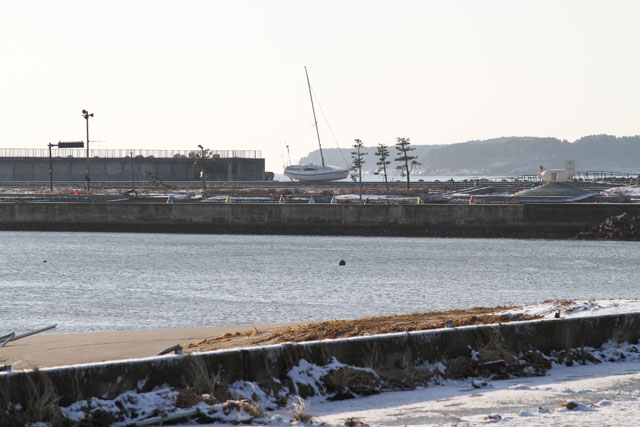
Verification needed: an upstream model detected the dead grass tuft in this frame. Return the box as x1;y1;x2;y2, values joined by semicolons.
0;370;63;427
377;366;434;390
288;395;316;424
182;356;229;401
344;416;370;427
175;387;203;409
321;367;380;400
445;356;476;379
223;399;265;419
477;336;517;365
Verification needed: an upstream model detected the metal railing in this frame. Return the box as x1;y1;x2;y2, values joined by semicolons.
575;171;640;180
0;148;262;159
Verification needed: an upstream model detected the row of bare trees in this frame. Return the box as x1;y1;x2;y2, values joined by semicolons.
350;137;421;191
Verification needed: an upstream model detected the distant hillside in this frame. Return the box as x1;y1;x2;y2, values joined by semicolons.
298;135;640;176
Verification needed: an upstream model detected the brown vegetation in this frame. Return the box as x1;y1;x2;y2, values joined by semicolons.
186;307;539;353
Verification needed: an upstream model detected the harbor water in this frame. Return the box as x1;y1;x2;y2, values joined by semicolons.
1;232;639;334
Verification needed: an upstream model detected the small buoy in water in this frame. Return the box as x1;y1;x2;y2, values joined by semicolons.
43;260;47;263
338;260;346;266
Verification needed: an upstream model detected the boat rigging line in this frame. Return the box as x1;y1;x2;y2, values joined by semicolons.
309;86;350;169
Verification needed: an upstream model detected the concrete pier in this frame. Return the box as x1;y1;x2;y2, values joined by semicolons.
0;202;639;238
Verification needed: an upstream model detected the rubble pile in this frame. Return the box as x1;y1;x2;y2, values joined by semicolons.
577;212;640;240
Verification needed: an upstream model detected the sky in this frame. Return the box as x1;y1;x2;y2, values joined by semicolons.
2;0;640;172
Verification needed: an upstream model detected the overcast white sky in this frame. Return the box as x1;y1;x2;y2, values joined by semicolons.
2;0;639;172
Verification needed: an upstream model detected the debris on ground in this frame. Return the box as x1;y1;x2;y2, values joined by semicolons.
185;307;539;353
576;212;640;240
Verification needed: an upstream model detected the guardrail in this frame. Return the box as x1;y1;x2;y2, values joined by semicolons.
0;148;262;159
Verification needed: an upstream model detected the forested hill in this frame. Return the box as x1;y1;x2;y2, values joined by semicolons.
297;135;640;176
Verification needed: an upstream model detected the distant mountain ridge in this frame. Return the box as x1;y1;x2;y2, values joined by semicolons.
297;135;640;176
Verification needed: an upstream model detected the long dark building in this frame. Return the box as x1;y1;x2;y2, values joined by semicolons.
0;148;266;183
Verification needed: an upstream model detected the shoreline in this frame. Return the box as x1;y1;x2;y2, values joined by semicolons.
0;322;303;371
5;300;639;371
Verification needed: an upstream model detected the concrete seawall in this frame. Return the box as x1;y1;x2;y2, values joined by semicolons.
0;202;639;237
0;156;266;182
3;313;640;407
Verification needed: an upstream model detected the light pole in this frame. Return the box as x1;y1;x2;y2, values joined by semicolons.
82;109;94;190
198;144;206;190
130;151;135;192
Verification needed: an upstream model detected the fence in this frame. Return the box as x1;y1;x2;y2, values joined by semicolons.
0;148;262;159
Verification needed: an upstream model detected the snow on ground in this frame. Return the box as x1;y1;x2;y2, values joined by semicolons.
310;356;640;426
601;185;640;199
57;299;640;426
497;298;640;319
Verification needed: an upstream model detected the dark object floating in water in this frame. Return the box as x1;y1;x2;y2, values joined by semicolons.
338;260;346;266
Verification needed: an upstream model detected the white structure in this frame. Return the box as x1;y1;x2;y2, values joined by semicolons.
539;160;576;182
283;67;349;182
284;164;349;182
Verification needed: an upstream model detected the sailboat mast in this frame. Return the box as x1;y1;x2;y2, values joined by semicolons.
304;66;325;167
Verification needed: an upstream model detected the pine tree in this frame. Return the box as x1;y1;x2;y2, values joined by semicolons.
374;143;391;192
351;139;366;203
394;137;420;189
192;146;213;190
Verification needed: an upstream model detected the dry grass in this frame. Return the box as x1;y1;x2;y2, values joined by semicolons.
477;336;517;365
222;399;265;419
186;306;539;353
377;366;434;390
344;417;370;427
288;395;316;424
182;356;228;401
0;370;63;427
321;367;380;400
175;388;204;409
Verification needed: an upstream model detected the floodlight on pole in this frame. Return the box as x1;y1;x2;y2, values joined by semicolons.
82;109;94;190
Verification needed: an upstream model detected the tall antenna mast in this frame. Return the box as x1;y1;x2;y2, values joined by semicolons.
305;66;325;167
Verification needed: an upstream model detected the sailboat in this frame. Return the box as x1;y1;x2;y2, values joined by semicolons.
284;67;350;182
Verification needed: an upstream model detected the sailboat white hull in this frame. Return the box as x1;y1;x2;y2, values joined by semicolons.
283;67;349;183
284;164;350;182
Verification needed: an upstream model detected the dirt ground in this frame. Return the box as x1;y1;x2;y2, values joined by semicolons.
185;306;539;354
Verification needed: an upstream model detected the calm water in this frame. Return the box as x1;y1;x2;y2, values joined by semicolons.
1;232;639;334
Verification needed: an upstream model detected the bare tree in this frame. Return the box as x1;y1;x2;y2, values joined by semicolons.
351;139;366;203
374;143;391;192
394;137;420;189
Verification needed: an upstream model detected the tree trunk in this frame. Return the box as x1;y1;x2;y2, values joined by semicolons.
405;159;410;189
383;165;389;192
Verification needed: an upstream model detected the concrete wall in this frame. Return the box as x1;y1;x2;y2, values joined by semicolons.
0;202;639;237
3;313;640;407
0;157;266;182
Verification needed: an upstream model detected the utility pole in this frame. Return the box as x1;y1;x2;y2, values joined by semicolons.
130;151;135;192
82;109;94;190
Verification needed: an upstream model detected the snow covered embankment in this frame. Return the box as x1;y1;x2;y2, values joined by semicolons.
3;299;640;426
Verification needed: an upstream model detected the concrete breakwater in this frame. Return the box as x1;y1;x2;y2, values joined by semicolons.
1;202;640;237
2;313;640;413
